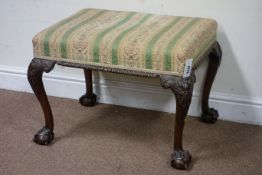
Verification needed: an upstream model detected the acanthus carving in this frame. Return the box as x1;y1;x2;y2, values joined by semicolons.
27;58;56;86
159;73;196;110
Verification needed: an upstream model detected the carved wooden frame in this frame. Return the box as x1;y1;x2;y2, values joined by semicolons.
27;41;222;169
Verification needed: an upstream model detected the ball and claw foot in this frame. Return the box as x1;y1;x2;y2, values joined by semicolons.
171;150;192;170
33;127;54;145
201;108;219;123
79;93;97;107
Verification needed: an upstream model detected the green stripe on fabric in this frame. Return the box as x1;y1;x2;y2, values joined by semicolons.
112;14;152;65
145;17;182;69
43;9;90;56
60;10;106;58
93;12;136;63
193;34;216;62
164;19;199;71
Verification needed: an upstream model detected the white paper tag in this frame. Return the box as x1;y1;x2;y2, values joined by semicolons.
183;58;193;78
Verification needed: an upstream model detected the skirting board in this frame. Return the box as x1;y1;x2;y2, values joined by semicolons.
0;65;262;126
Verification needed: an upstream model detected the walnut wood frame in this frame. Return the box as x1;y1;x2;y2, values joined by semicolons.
27;41;222;170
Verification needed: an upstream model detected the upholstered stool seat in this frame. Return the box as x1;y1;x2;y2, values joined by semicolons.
33;8;217;76
28;8;222;170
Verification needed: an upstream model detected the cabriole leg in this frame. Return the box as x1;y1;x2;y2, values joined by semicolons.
160;73;196;170
201;42;222;123
27;58;56;145
79;69;97;106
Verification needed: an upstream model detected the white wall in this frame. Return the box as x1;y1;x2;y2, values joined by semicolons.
1;0;262;125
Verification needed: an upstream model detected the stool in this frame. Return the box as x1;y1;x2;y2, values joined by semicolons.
28;8;222;170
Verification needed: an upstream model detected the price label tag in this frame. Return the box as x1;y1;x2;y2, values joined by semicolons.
183;58;193;78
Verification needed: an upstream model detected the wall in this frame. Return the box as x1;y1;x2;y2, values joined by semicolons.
1;0;262;125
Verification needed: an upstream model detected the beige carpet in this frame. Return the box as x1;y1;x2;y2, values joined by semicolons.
0;89;261;175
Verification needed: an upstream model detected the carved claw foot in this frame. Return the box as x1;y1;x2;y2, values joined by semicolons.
79;93;97;107
171;150;192;170
201;108;219;123
33;127;54;145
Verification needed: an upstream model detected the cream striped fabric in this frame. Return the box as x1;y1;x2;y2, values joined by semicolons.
33;8;217;76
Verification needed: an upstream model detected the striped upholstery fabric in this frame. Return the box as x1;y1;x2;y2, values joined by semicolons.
33;8;217;76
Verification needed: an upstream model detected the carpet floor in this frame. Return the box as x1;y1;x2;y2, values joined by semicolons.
0;89;261;175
